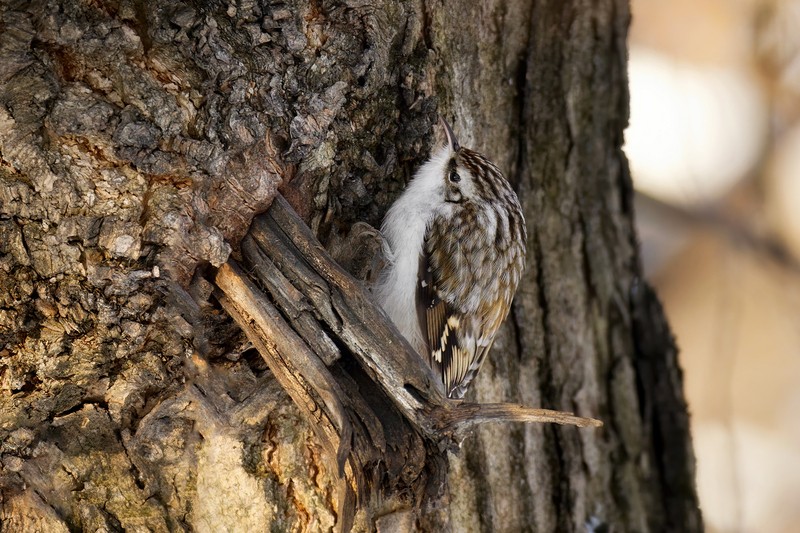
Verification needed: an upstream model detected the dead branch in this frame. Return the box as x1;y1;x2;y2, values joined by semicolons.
214;194;602;514
434;402;603;431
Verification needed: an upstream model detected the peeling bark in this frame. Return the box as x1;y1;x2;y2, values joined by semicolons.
0;0;701;532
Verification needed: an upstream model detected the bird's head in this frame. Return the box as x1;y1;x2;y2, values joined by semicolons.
435;116;507;206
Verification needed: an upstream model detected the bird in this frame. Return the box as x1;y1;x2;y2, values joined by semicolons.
376;117;527;398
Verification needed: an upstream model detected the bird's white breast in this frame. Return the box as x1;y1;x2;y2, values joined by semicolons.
376;145;452;352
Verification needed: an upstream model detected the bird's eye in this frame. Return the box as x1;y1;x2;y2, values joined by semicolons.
449;169;461;183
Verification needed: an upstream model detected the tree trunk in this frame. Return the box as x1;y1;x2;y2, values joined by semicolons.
0;0;701;532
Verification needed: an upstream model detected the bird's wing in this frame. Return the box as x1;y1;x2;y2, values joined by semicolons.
418;209;525;398
416;260;472;397
416;214;487;397
416;252;446;379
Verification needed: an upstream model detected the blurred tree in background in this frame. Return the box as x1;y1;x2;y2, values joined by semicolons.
628;1;800;532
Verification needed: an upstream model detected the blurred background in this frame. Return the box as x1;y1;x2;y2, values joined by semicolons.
626;0;800;531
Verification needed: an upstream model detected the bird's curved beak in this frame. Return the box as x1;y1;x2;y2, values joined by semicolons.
438;116;460;152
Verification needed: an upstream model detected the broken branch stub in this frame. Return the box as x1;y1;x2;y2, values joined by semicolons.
253;196;449;419
214;193;602;492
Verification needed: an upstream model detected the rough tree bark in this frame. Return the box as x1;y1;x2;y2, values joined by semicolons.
0;0;702;532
